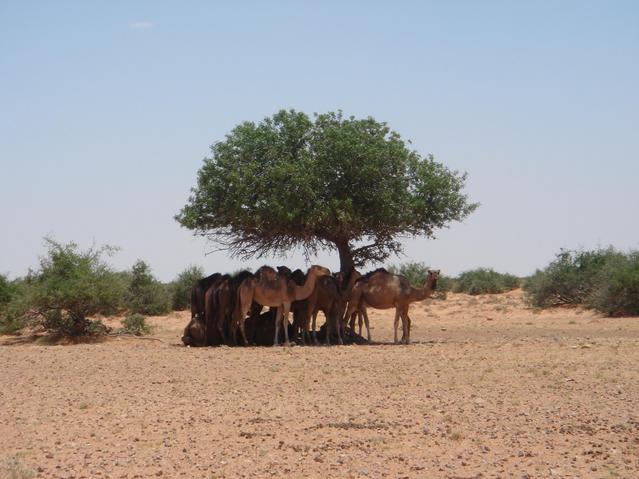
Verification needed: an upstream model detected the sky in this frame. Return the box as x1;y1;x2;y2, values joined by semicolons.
1;1;638;281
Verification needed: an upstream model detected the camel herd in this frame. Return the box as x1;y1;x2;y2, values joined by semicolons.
181;265;439;347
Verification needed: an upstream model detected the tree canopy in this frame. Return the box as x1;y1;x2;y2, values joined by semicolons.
176;110;478;272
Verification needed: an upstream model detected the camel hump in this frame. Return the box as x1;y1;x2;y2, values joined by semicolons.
357;267;389;282
255;265;278;280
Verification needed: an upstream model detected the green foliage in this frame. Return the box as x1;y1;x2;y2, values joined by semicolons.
525;247;639;316
453;268;520;295
587;252;639;316
387;261;452;291
523;248;623;308
0;274;14;306
124;260;170;315
121;313;152;335
26;238;124;336
176;110;478;271
168;265;204;310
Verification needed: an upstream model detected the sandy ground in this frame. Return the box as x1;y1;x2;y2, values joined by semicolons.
1;289;639;479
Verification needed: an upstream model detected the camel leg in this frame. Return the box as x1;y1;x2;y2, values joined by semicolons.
326;306;344;345
324;311;331;346
399;307;410;344
404;311;412;344
273;307;282;346
311;311;320;346
362;308;371;343
393;308;401;344
216;307;227;345
282;303;291;346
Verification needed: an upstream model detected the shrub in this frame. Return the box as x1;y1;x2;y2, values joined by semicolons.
168;265;204;310
524;248;622;308
586;251;639;317
25;238;124;336
453;268;519;295
387;262;451;289
387;261;452;298
0;274;14;307
124;260;170;315
122;313;152;335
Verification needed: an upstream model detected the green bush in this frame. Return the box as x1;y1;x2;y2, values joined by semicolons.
122;313;152;335
585;251;639;317
25;238;124;336
387;262;452;297
124;260;170;315
0;274;13;307
168;265;204;310
524;248;623;308
453;268;520;295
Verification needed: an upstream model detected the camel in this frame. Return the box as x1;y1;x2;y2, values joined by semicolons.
191;273;222;322
203;271;253;345
234;265;331;346
333;269;364;341
292;275;343;345
181;316;206;346
343;269;439;344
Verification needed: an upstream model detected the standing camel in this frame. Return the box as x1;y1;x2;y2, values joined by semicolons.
206;271;253;345
344;269;439;344
234;265;331;346
292;275;343;345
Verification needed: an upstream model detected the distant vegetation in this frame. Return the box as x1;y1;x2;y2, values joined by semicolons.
0;238;202;337
387;263;519;295
452;268;520;295
168;265;204;311
3;240;639;338
524;247;639;316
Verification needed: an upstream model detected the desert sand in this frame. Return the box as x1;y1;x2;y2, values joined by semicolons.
2;290;638;478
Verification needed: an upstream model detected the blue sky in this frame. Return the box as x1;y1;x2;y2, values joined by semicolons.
1;1;638;281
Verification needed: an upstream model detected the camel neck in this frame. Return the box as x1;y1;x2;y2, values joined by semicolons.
293;271;319;301
408;278;435;302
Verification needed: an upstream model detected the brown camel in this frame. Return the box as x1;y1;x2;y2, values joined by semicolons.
343;269;439;344
191;273;222;322
333;269;364;341
204;271;253;345
292;275;343;345
234;265;331;346
181;317;206;346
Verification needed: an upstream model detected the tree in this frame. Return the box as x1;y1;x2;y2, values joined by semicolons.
168;265;204;310
124;260;170;315
30;238;124;336
176;110;478;272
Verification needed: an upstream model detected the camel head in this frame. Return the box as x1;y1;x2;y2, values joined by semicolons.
427;270;440;290
307;265;331;277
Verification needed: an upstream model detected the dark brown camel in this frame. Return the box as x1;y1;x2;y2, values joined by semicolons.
343;269;439;344
206;271;253;345
181;317;206;346
190;273;222;322
234;265;330;346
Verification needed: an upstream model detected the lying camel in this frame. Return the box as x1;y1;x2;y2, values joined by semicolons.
181;316;206;346
234;265;330;346
344;269;439;344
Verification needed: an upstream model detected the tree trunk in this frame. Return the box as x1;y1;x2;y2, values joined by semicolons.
335;238;355;274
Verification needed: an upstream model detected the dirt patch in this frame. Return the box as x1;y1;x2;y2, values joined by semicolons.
2;290;639;478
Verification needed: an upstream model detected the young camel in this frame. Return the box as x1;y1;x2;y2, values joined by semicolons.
344;269;439;344
234;265;331;346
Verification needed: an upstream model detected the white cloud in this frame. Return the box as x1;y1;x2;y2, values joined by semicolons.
129;21;153;30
